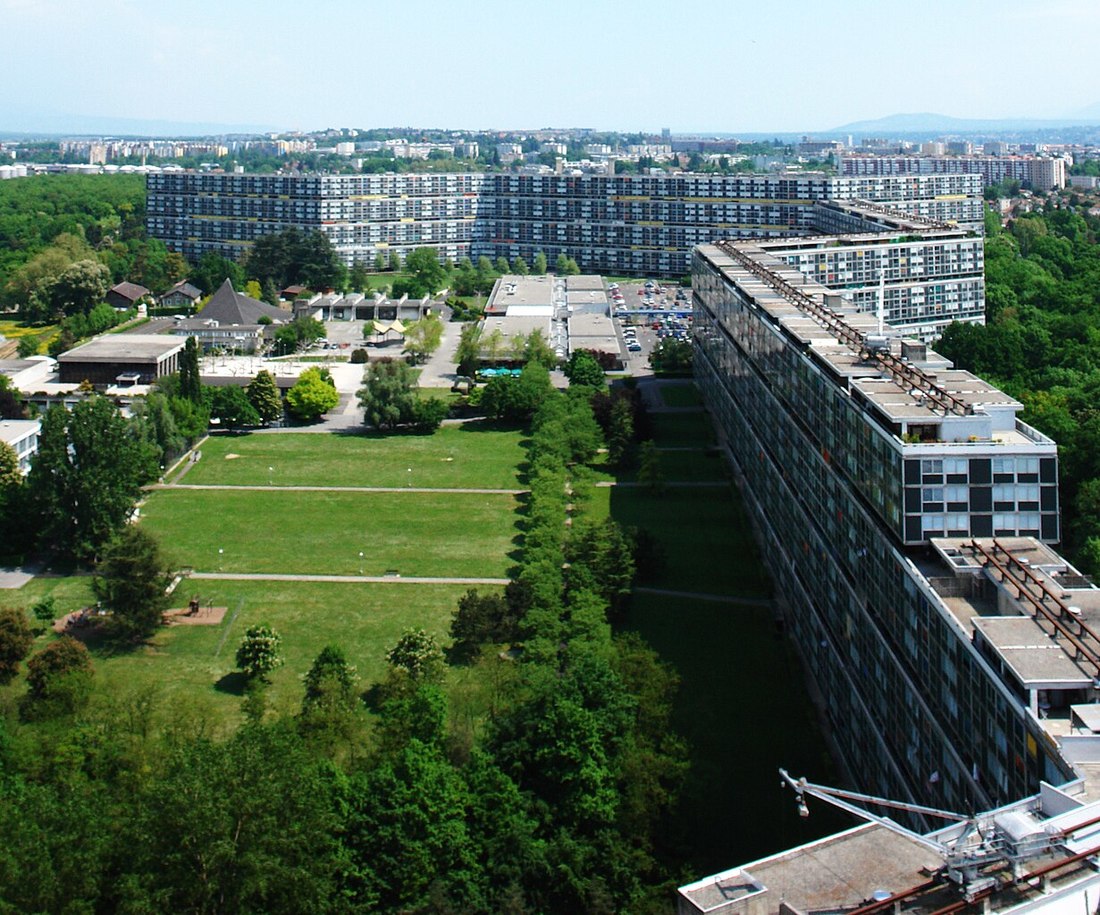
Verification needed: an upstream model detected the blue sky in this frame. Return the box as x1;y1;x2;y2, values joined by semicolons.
3;0;1099;134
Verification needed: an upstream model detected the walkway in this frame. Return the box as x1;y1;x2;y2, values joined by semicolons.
188;572;509;585
634;586;772;607
148;483;526;495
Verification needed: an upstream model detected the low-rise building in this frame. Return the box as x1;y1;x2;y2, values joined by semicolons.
0;418;41;474
57;334;184;386
159;280;203;312
105;281;152;310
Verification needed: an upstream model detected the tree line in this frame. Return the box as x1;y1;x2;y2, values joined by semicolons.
936;204;1100;573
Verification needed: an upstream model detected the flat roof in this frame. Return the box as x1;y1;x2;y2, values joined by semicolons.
699;242;1032;432
0;419;40;445
57;334;185;363
973;617;1094;687
489;275;556;311
680;824;943;913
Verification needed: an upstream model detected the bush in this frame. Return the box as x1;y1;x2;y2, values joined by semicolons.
350;348;368;364
0;606;34;684
22;636;93;719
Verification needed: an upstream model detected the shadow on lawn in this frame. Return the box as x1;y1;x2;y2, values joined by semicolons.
214;671;249;695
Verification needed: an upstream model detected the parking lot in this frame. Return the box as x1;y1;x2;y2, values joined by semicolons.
606;279;692;368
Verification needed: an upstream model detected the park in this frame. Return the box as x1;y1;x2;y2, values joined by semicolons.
0;376;839;900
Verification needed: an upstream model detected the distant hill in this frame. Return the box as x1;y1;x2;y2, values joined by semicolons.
829;111;1100;138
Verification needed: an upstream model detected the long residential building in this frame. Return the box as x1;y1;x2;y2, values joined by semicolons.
146;170;985;299
692;235;1100;849
838;153;1068;191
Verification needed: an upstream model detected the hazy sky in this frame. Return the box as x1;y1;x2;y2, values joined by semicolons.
3;0;1099;134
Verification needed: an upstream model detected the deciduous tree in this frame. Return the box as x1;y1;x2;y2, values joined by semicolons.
0;606;33;684
285;366;339;421
236;624;283;681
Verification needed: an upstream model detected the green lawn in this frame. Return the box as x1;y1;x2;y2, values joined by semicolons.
180;426;526;489
657;383;703;408
0;579;472;730
622;594;846;872
608;486;770;597
140;489;520;578
649;412;716;447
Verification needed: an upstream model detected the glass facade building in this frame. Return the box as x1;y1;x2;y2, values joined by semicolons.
692;240;1075;819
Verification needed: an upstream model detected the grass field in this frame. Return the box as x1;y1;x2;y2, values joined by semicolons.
657;383;703;408
622;594;845;872
650;412;717;447
1;578;473;728
0;318;57;354
607;486;771;597
140;489;520;578
178;425;527;489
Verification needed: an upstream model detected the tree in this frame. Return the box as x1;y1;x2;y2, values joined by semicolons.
179;336;202;403
244;279;264;301
374;251;386;273
649;338;693;373
16;335;40;358
454;322;483;376
637;440;664;492
261;277;281;307
49;258;110;317
246;370;283;425
27;399;159;561
0;606;33;685
607;397;635;467
300;646;360;751
131;391;185;466
0;375;27;420
93;526;173;642
208;385;260;430
495;256;510;275
358;358;418;430
0;441;26;551
29;596;56;635
236;624;283;681
22;636;93;718
389;250;403;272
386;628;445;684
481;362;553;423
410;397;450;433
449;589;517;659
522;329;557;368
403;311;444;364
564;350;605;388
402;248;447;298
511;256;529;276
533;252;548;275
285;366;339;421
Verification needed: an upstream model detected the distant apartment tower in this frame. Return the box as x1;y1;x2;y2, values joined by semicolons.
838;153;1067;190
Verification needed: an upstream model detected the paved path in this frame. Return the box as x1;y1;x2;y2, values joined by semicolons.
148;483;526;495
634;586;772;607
593;480;728;488
189;572;509;585
0;563;42;589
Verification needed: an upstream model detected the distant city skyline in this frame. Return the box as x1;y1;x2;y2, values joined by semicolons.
4;0;1100;135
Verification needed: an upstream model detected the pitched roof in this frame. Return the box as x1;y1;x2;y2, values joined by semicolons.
108;281;152;302
197;279;289;326
162;280;202;301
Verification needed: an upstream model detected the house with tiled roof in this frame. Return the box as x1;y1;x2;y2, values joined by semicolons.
105;281;152;310
159;280;203;313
